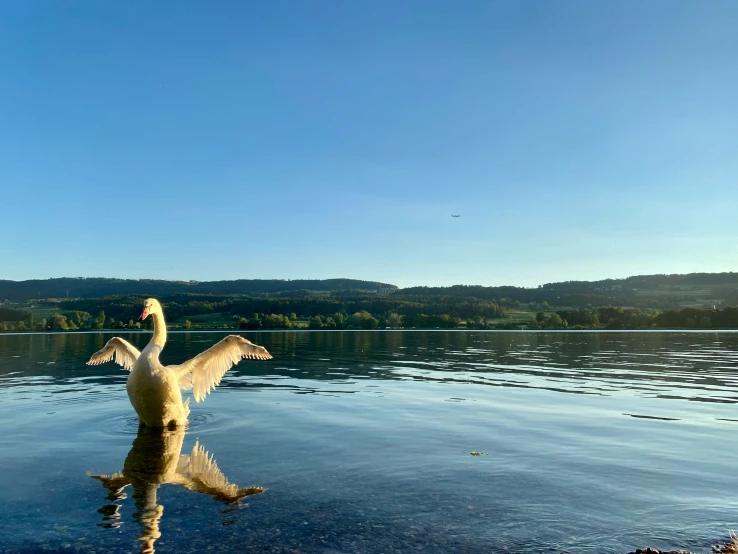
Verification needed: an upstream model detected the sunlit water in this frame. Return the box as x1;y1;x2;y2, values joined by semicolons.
1;331;738;554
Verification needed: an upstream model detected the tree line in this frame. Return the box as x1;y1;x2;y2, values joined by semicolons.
0;309;154;332
45;293;507;323
529;306;738;330
3;299;738;332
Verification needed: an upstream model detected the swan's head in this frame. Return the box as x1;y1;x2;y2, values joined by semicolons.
139;298;163;321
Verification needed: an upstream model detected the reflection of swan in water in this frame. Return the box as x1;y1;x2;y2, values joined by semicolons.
88;427;265;553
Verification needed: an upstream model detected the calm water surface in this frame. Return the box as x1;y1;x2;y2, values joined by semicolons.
1;331;738;554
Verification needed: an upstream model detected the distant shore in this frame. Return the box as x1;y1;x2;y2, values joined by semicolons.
3;286;738;333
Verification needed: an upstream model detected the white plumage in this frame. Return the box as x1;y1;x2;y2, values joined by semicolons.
86;337;140;370
86;298;272;427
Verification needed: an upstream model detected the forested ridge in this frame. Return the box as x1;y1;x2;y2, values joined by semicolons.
2;272;738;308
2;271;738;332
0;277;397;302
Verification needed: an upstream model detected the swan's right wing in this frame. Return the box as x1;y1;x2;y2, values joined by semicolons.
87;471;130;500
87;338;141;371
87;471;129;529
175;441;266;502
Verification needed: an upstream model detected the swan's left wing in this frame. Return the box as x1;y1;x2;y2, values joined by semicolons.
174;441;266;502
87;338;141;371
171;335;271;402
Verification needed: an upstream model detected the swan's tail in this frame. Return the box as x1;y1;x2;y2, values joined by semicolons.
183;397;191;419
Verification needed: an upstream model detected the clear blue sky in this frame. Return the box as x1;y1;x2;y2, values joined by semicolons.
1;1;736;288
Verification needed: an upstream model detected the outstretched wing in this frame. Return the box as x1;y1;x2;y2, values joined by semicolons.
171;335;271;402
87;471;129;529
175;441;266;502
87;337;141;371
87;471;130;500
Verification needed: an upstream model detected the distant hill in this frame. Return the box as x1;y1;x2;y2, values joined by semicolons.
2;272;738;310
0;277;398;302
396;272;738;309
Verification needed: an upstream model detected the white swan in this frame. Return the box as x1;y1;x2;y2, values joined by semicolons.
87;298;272;427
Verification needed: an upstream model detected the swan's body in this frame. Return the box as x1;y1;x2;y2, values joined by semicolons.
87;298;272;427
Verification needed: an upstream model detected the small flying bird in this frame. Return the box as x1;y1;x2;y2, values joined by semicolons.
451;214;461;218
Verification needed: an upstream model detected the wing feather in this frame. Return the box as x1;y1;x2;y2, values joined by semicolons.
177;441;266;501
87;471;130;499
171;335;271;402
86;337;141;371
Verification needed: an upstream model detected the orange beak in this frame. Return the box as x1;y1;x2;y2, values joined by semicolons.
139;308;150;321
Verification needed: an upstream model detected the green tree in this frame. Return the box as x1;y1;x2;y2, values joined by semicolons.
346;310;379;330
67;311;90;328
387;313;403;328
184;320;192;330
94;311;106;329
245;315;262;330
545;314;565;329
590;311;600;328
51;314;69;330
466;315;483;329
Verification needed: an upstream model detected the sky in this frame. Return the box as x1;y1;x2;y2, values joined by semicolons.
0;1;736;288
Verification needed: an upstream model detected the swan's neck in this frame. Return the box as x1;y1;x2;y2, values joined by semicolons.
137;486;162;554
149;312;167;349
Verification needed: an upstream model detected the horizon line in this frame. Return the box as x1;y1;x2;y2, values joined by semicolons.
2;270;737;291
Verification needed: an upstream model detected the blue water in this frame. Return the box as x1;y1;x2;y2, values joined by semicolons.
1;330;737;553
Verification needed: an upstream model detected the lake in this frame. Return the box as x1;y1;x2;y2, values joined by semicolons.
1;330;737;554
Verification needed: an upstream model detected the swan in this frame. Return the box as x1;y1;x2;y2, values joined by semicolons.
88;426;265;553
87;298;272;427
